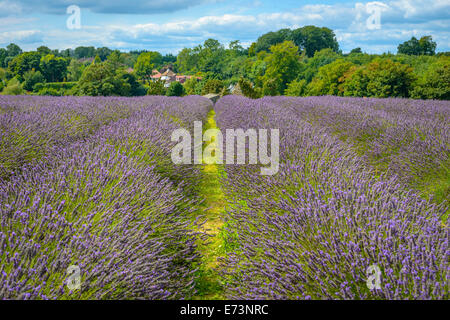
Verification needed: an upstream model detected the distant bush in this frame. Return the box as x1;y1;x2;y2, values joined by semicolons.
77;63;131;96
2;77;23;95
32;82;77;96
23;70;45;91
166;81;185;97
37;87;62;96
147;79;166;96
2;84;23;95
238;77;261;99
411;57;450;100
121;73;147;96
0;68;6;81
285;79;307;96
183;77;198;95
201;79;224;95
343;58;416;98
32;82;44;92
307;59;355;96
397;36;436;56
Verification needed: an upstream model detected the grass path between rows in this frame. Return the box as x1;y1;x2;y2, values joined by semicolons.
193;108;226;300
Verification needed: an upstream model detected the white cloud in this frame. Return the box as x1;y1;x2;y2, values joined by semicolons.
100;1;448;53
0;1;22;17
0;30;43;44
1;0;448;54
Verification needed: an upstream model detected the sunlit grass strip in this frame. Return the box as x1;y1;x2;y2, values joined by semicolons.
193;109;227;300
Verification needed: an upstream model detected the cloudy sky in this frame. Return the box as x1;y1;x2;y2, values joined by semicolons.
0;0;449;54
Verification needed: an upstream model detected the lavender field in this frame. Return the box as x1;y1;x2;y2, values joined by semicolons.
0;95;448;300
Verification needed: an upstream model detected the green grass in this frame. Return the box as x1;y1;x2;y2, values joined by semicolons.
192;109;227;300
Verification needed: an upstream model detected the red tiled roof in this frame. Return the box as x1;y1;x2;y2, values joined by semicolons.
162;69;176;77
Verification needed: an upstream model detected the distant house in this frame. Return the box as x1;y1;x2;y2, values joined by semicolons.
160;68;176;87
150;67;202;87
176;75;187;83
161;69;176;82
150;69;162;81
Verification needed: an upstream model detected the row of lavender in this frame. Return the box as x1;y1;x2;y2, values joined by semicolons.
273;96;450;203
0;96;209;181
215;96;449;299
0;96;211;299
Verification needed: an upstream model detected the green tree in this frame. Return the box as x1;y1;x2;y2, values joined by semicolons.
342;67;368;97
8;52;42;80
93;55;102;65
201;79;224;95
246;55;267;87
418;36;437;55
285;79;308;96
166;81;185;96
0;68;6;81
176;48;199;74
0;48;7;68
222;55;246;81
95;47;113;61
350;47;363;54
262;41;302;95
6;43;22;57
411;57;450;100
67;59;84;81
343;58;416;98
23;70;45;91
203;39;222;51
238;77;261;99
254;29;292;53
197;39;226;76
121;72;146;96
262;78;283;96
398;36;436;55
290;26;339;57
37;46;52;56
2;77;23;95
248;42;257;57
39;54;68;82
147;79;166;96
183;77;198;95
77;63;131;96
106;50;125;70
74;46;96;59
161;53;177;66
134;51;161;83
345;52;375;66
307;59;355;96
301;48;339;82
229;40;244;54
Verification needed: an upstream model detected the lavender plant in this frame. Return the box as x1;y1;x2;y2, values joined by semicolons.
0;96;211;299
275;96;450;203
215;95;449;300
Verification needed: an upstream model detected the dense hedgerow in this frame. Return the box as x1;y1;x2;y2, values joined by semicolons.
215;95;449;300
0;96;211;299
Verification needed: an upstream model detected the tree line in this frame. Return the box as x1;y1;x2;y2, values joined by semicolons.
0;26;448;99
